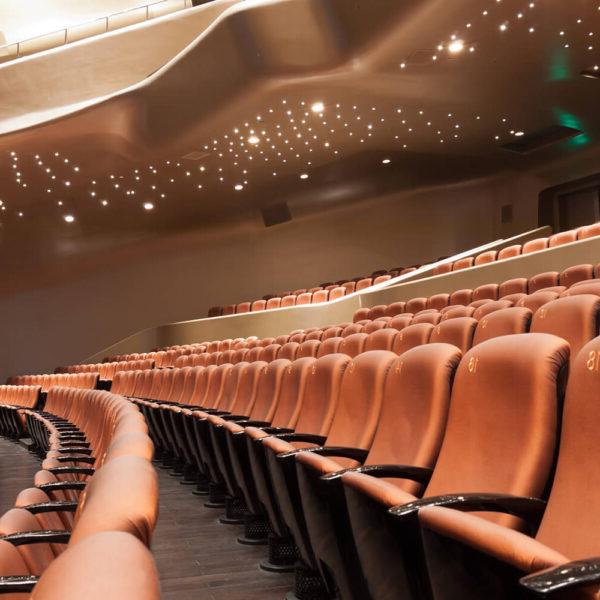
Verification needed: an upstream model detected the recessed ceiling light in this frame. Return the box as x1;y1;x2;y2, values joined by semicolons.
234;184;244;191
448;40;465;54
63;214;75;223
311;102;325;113
514;131;525;137
300;173;309;180
143;202;154;210
382;158;391;164
248;136;260;145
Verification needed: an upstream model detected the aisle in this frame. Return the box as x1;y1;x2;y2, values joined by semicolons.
0;437;40;513
153;466;294;600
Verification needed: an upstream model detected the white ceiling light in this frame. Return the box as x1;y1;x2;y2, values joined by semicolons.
63;214;75;223
448;39;465;54
143;202;154;211
234;184;244;191
300;173;309;179
382;158;391;164
248;136;260;145
311;102;325;113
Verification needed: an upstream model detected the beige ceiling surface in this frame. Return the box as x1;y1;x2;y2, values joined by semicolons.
0;0;598;293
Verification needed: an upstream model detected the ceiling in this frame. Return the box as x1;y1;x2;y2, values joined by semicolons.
0;0;598;293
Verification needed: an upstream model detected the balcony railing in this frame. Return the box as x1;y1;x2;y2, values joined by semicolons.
0;0;195;65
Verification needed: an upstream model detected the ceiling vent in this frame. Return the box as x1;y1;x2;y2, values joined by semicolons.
182;150;211;161
500;125;584;154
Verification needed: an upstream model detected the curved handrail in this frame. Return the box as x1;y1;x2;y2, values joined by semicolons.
0;0;195;64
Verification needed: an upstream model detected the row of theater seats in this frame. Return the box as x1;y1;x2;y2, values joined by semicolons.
54;359;154;381
103;262;600;374
118;284;600;598
354;261;600;321
106;262;600;370
0;387;159;598
0;385;42;438
6;373;100;392
433;221;600;274
208;276;389;317
106;345;207;366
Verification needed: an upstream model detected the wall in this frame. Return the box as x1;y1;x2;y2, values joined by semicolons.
0;0;150;44
0;170;542;379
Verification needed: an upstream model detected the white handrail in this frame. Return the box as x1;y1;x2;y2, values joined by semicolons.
0;0;195;64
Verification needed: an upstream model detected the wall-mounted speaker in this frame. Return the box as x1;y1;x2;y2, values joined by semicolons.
261;202;292;227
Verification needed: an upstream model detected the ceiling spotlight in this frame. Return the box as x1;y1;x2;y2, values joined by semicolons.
143;202;154;211
311;102;325;113
448;39;465;54
300;173;309;180
63;214;75;223
248;136;260;145
101;200;108;206
514;131;525;137
234;184;244;191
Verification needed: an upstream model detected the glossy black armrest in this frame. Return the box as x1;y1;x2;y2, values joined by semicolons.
24;501;78;514
278;445;369;462
57;447;92;454
259;427;295;435
60;440;90;447
49;466;95;476
0;530;71;546
321;464;433;484
520;557;600;596
38;481;86;492
55;455;96;464
0;576;39;593
234;420;271;428
389;493;546;527
272;433;327;444
220;414;249;421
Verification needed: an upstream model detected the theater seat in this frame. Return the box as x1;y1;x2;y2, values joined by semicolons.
560;264;594;287
384;302;405;317
428;294;450;311
441;306;476;320
522;237;549;254
474;250;497;265
362;320;388;334
497;245;521;260
266;297;282;310
419;336;600;599
499;277;528;297
355;278;373;292
412;312;442;326
449;289;473;306
251;300;266;312
317;337;343;357
517;290;560;313
388;315;413;331
549;230;578;247
529;271;559;293
328;287;346;301
472;299;514;320
367;305;388;320
31;532;160;600
353;308;370;323
364;329;399;351
343;333;569;600
312;290;329;304
432;263;453;276
429;318;477;353
577;222;600;240
392;323;434;354
281;295;296;308
406;298;428;314
453;257;474;271
472;306;533;345
236;302;251;314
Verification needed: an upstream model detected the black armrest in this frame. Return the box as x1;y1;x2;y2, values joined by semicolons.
278;445;369;462
220;414;249;421
389;493;546;527
520;557;600;596
232;420;271;431
1;530;71;546
49;466;95;476
272;433;327;444
55;455;96;464
38;481;86;492
321;464;433;484
60;440;90;447
260;427;295;435
57;447;92;455
0;576;39;594
24;501;78;514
